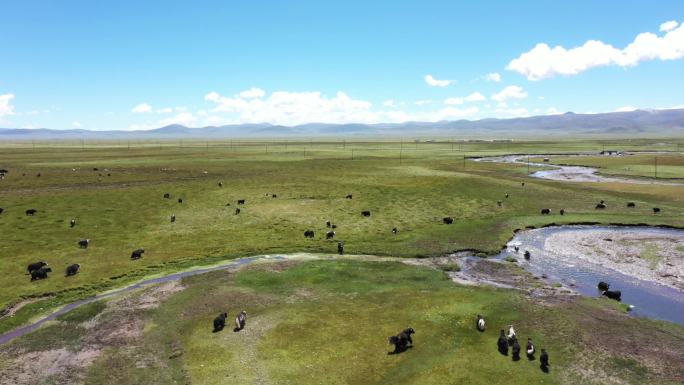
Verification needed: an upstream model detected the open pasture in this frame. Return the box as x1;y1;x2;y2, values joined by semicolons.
0;139;683;333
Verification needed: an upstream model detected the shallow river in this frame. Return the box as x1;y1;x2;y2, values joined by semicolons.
475;153;684;185
499;225;684;324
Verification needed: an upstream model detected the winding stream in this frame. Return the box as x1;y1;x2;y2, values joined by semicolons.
475;153;684;185
1;225;683;345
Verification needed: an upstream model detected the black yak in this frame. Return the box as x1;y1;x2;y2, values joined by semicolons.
65;264;81;277
389;327;415;354
27;261;48;273
304;230;315;238
541;208;550;215
25;209;37;216
443;217;454;224
30;267;52;281
361;210;371;217
131;248;145;259
78;239;90;248
213;312;228;332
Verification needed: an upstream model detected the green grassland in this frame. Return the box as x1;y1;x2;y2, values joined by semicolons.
2;259;681;385
0;139;683;333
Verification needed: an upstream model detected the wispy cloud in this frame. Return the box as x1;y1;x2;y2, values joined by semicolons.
0;93;16;120
484;72;501;82
491;86;528;102
131;103;152;113
424;74;453;87
508;21;684;80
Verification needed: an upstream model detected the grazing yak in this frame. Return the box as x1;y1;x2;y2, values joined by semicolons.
30;267;52;281
505;193;510;199
178;198;183;204
213;312;228;332
443;217;454;224
326;221;331;228
524;250;531;260
540;208;551;215
476;315;486;332
25;209;37;216
337;241;344;255
392;227;398;235
163;193;171;199
304;230;315;238
559;209;565;216
235;208;241;215
389;327;415;354
65;264;81;277
497;200;502;207
361;210;371;217
653;207;661;214
131;248;145;260
70;219;76;227
237;199;246;205
0;208;4;215
602;289;622;301
345;194;353;199
526;338;536;360
497;329;509;355
540;349;549;369
235;310;247;331
171;214;176;222
507;325;516;343
511;337;521;361
627;202;636;208
595;203;606;209
218;182;223;187
78;239;90;248
27;261;48;273
326;231;335;239
271;194;277;198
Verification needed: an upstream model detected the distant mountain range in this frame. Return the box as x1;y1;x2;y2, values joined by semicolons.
2;109;684;139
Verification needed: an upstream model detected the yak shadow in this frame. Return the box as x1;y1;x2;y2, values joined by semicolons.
212;326;224;333
527;353;536;361
540;364;549;373
387;345;413;355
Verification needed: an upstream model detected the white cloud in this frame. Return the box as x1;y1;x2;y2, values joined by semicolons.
444;92;486;105
202;89;482;125
424;74;453;87
615;105;637;112
508;21;684;80
491;86;528;102
156;107;173;113
383;99;395;107
132;103;152;113
415;99;432;106
484;72;501;82
660;20;679;32
0;93;16;119
72;121;82;128
239;87;266;99
465;92;486;102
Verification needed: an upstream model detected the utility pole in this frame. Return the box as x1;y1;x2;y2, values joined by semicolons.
655;156;658;179
351;149;354;160
399;148;403;164
527;155;530;174
463;154;466;168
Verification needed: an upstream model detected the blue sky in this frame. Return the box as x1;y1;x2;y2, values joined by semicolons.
1;0;683;130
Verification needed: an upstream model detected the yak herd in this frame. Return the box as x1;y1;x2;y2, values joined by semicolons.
1;164;663;375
